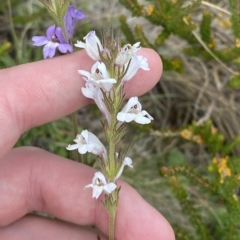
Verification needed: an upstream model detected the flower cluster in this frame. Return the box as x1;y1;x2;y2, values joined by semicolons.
32;5;84;59
67;30;153;199
212;156;231;183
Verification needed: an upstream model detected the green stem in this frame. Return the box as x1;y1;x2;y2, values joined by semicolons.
108;109;118;180
71;112;82;162
7;0;21;64
109;213;116;240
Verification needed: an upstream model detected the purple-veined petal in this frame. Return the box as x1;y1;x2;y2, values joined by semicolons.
43;43;50;59
32;36;48;46
46;25;56;40
58;43;73;53
64;5;85;40
48;43;58;58
75;9;85;20
55;27;66;43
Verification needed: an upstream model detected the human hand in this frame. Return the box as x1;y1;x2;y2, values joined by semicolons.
0;49;175;240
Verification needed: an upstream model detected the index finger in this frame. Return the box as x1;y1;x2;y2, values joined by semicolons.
0;49;162;159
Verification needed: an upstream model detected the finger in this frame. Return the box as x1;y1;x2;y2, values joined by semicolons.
0;147;174;240
0;49;162;159
0;214;107;240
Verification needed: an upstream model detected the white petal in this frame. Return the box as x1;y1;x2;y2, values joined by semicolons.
81;86;95;99
75;41;86;48
141;110;154;120
131;42;141;52
121;97;139;113
96;78;116;84
94;62;110;79
124;113;136;122
78;144;88;154
123;157;133;167
103;183;117;194
92;185;103;198
134;115;151;124
85;183;93;189
87;132;105;148
66;143;80;151
123;55;149;82
137;56;150;70
115;50;132;66
115;156;133;180
123;54;139;81
85;31;103;61
94;172;107;185
117;112;134;122
78;70;91;79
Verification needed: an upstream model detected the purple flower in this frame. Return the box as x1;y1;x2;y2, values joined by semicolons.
64;5;85;40
32;25;73;59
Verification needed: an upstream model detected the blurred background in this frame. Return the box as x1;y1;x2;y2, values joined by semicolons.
1;0;240;239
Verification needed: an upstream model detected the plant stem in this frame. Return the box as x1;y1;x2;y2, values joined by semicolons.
7;0;21;64
109;213;116;240
71;112;82;162
108;110;117;178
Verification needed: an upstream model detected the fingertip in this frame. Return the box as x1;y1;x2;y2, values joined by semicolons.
95;180;175;240
119;182;175;240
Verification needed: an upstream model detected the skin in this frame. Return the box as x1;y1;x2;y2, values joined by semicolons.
0;49;175;240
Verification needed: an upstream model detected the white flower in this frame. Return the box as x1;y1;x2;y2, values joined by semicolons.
122;54;150;82
123;42;141;53
85;172;117;199
75;31;103;61
79;61;116;91
115;156;133;180
82;82;110;123
117;97;153;124
66;130;107;156
115;42;141;66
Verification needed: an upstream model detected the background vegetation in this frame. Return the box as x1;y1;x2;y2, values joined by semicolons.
1;0;240;239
